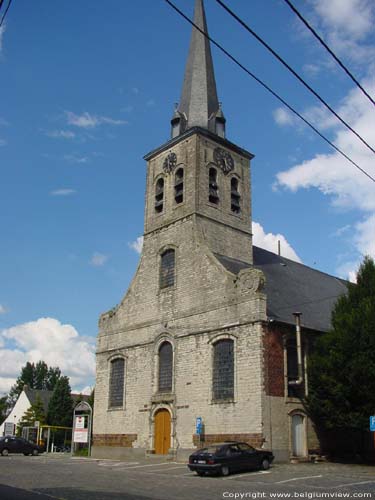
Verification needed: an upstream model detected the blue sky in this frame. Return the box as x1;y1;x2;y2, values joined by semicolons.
0;0;374;395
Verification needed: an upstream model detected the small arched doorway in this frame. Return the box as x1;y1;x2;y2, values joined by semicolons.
154;409;171;455
291;414;306;457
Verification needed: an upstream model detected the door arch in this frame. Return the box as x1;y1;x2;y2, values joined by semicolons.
291;414;306;457
154;409;171;455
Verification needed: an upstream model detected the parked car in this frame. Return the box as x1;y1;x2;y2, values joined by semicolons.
188;441;274;476
0;436;43;456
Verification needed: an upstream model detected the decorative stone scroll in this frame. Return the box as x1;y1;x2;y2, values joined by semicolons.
237;268;265;296
213;147;234;174
163;152;177;174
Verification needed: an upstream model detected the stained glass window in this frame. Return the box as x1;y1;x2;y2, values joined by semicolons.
160;249;175;289
109;358;125;407
213;339;234;400
158;342;173;392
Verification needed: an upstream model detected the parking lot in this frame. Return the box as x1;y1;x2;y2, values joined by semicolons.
0;454;374;500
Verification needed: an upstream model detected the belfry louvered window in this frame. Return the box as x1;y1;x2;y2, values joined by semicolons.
155;178;164;213
212;339;234;400
209;167;219;204
160;249;175;289
109;358;125;407
158;342;173;392
230;177;241;214
174;168;184;204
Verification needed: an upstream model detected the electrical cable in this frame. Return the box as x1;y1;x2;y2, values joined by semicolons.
282;0;375;107
0;0;13;28
164;0;375;183
214;0;375;156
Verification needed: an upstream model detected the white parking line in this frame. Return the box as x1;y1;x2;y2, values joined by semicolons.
334;481;375;489
276;475;323;484
222;470;271;481
141;465;187;473
116;462;174;470
99;461;139;467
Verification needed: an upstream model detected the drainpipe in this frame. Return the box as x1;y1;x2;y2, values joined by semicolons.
289;312;303;386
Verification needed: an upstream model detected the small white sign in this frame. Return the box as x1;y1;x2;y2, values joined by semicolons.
73;429;88;443
4;422;14;436
75;416;85;430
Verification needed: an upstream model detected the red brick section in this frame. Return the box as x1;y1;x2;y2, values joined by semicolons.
193;433;264;448
92;434;137;447
263;323;284;397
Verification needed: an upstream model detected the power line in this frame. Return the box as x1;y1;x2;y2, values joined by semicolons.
282;0;375;107
164;0;375;183
214;0;375;157
0;0;13;28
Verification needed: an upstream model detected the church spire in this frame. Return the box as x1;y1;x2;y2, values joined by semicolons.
171;0;226;139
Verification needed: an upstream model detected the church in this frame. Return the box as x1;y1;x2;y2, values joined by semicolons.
92;0;347;462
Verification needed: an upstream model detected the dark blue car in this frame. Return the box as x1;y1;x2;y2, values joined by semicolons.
0;436;42;456
188;441;274;476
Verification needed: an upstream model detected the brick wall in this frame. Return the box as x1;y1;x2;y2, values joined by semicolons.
263;324;285;397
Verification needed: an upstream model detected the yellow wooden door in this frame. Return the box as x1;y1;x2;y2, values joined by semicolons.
154;409;171;454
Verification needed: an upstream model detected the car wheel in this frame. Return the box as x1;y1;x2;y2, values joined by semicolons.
261;458;270;471
196;471;205;476
32;449;39;456
1;449;9;457
23;453;29;456
221;465;230;476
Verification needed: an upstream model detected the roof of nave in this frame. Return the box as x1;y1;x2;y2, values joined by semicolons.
215;246;348;332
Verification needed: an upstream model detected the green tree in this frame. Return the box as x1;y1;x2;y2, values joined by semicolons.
0;396;9;424
307;256;375;432
8;361;35;404
8;361;61;405
47;376;73;427
17;395;46;430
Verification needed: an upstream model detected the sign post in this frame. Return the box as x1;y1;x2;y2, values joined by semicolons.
72;401;92;457
196;417;203;445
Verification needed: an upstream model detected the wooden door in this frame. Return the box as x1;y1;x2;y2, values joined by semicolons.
154;409;171;455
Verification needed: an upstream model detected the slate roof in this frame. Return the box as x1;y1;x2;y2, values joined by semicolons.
215;246;348;332
23;386;89;412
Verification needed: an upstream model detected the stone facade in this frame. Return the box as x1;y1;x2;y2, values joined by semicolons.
92;127;272;460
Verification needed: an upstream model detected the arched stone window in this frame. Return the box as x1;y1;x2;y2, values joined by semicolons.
160;249;175;289
230;177;241;214
208;167;219;204
212;339;234;400
155;177;164;213
174;168;184;204
109;357;125;408
158;342;173;392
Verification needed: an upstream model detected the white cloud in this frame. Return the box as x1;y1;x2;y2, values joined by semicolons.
275;76;375;279
50;189;76;197
90;252;108;267
252;221;301;262
46;129;76;139
273;108;297;127
0;318;95;395
64;154;89;164
311;0;375;63
128;236;144;254
0;304;8;315
313;0;373;41
65;111;128;129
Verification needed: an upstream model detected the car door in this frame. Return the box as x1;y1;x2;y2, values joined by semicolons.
226;444;248;471
238;443;259;469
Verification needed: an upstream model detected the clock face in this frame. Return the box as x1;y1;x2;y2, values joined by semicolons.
163;152;177;174
213;147;234;174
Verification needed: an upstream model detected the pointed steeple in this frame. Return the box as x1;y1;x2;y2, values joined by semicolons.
171;0;226;139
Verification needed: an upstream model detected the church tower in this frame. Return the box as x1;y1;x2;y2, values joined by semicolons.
92;0;268;460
